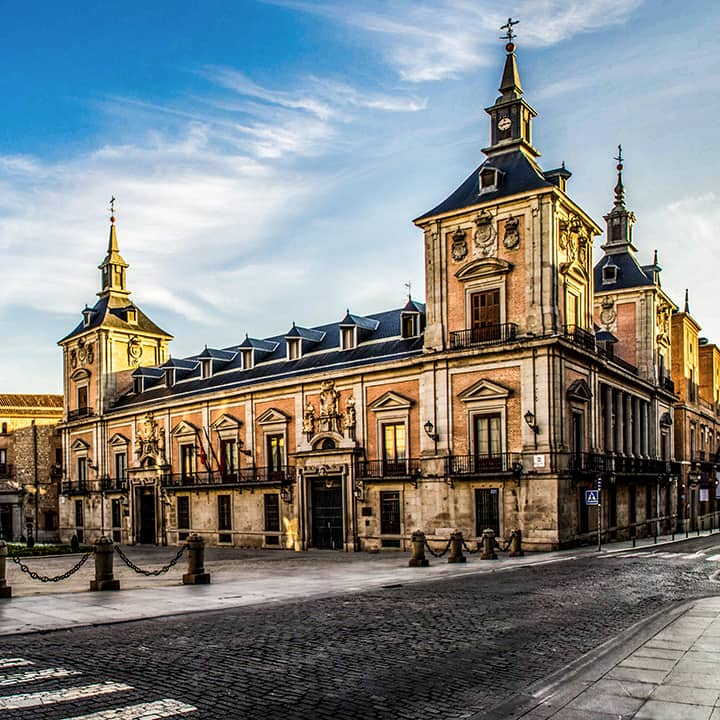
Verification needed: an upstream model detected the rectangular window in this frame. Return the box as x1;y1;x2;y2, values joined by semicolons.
690;424;696;459
380;491;401;548
288;339;300;360
266;434;285;476
77;456;87;485
566;291;580;328
43;511;57;531
264;493;280;546
114;452;127;484
180;444;195;480
111;499;122;542
570;412;583;460
341;327;355;349
77;385;88;410
661;430;670;460
217;495;232;543
475;488;500;537
473;414;502;471
382;423;407;475
470;290;501;341
401;314;418;338
74;499;84;543
220;439;237;480
177;496;190;541
0;448;6;473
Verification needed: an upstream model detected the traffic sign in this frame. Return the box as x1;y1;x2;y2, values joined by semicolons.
585;490;599;505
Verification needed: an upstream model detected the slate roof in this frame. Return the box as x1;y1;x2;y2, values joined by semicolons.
415;150;553;221
594;251;655;292
114;306;425;410
59;295;172;343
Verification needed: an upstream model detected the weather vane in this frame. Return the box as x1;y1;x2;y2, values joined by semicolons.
500;17;519;44
109;195;116;220
404;281;412;300
614;144;623;170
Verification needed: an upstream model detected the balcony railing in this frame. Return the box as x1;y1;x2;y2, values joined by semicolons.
448;453;515;476
0;463;13;479
571;453;681;477
562;325;596;352
661;376;675;393
99;476;129;492
67;407;94;421
61;479;89;494
449;323;518;350
356;458;422;480
161;466;296;488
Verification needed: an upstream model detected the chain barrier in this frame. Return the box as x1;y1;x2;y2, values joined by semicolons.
500;536;513;552
12;552;92;583
423;538;452;558
114;545;186;576
461;539;482;555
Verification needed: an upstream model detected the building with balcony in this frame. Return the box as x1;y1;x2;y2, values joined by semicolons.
58;35;698;551
0;394;63;541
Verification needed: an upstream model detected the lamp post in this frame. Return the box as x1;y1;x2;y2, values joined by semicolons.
423;420;439;453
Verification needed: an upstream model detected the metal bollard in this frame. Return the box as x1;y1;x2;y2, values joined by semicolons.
0;541;11;599
480;528;498;560
90;536;120;591
447;531;467;564
183;534;211;584
408;530;429;567
508;529;524;557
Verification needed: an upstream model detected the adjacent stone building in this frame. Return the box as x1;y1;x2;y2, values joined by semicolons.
58;36;711;552
0;395;63;541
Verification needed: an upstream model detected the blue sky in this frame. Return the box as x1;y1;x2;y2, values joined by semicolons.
1;0;718;392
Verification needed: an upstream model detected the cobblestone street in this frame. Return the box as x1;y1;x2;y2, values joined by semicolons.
1;538;719;719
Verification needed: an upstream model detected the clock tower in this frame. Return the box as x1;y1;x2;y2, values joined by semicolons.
483;19;539;159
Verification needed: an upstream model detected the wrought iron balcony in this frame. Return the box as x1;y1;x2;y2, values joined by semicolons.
448;453;516;476
99;476;129;492
67;407;94;421
449;323;518;350
356;458;422;480
0;463;13;479
562;325;596;352
571;453;681;478
161;465;296;488
661;376;675;393
61;479;89;494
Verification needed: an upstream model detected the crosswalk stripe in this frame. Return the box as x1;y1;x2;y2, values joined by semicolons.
60;699;198;719
681;553;702;559
706;553;720;561
0;667;81;686
0;658;33;669
0;682;133;710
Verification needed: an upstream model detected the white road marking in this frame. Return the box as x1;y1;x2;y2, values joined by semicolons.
706;553;720;561
681;553;703;559
0;658;33;669
0;667;81;686
60;699;198;719
0;682;132;710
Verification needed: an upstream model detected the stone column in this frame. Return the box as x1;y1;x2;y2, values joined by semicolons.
632;397;641;456
615;390;624;455
641;402;649;457
604;385;614;453
624;395;632;455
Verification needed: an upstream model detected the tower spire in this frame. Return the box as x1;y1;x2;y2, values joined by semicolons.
601;145;636;255
498;18;523;101
98;196;130;299
684;288;690;314
613;145;626;209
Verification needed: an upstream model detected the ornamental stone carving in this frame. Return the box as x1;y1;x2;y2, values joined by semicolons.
451;227;468;262
473;210;496;258
135;412;167;468
303;401;316;437
503;216;520;250
559;215;590;275
656;302;671;345
599;295;617;330
128;336;143;366
319;380;341;433
77;338;94;366
344;395;356;440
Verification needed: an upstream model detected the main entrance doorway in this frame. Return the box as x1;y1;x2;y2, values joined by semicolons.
138;489;156;544
311;476;343;549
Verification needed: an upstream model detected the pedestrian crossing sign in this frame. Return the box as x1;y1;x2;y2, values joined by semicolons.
585;490;599;505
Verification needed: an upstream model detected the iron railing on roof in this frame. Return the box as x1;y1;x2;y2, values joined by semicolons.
356;458;422;480
562;324;596;352
449;323;518;350
67;407;94;421
448;453;515;476
161;466;296;488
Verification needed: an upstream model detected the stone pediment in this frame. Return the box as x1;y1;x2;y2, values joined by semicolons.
70;368;91;381
210;413;242;431
257;408;290;425
455;257;513;281
109;433;130;446
171;420;199;437
70;438;90;451
368;391;414;412
458;379;512;402
566;379;592;402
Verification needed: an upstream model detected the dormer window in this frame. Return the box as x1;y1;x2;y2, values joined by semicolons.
241;349;254;370
341;327;356;350
602;263;618;285
165;369;175;387
201;359;212;379
133;377;143;394
401;313;419;338
287;338;301;361
479;167;502;195
82;306;92;327
126;306;137;325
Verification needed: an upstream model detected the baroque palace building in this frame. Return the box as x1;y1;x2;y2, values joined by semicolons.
57;36;717;552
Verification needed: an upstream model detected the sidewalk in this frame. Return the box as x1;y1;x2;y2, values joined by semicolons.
502;596;720;720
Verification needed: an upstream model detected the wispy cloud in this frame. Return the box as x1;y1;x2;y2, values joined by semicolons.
270;0;644;81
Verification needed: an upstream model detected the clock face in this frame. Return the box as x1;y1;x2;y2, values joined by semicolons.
498;117;511;131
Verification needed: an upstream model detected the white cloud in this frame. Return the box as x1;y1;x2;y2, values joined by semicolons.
269;0;644;81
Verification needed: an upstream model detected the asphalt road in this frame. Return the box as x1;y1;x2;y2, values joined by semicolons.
2;537;720;720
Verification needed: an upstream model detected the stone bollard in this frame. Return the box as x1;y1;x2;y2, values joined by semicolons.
480;528;498;560
447;531;467;564
183;534;211;584
408;530;429;567
0;541;11;599
90;536;120;591
508;529;524;557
